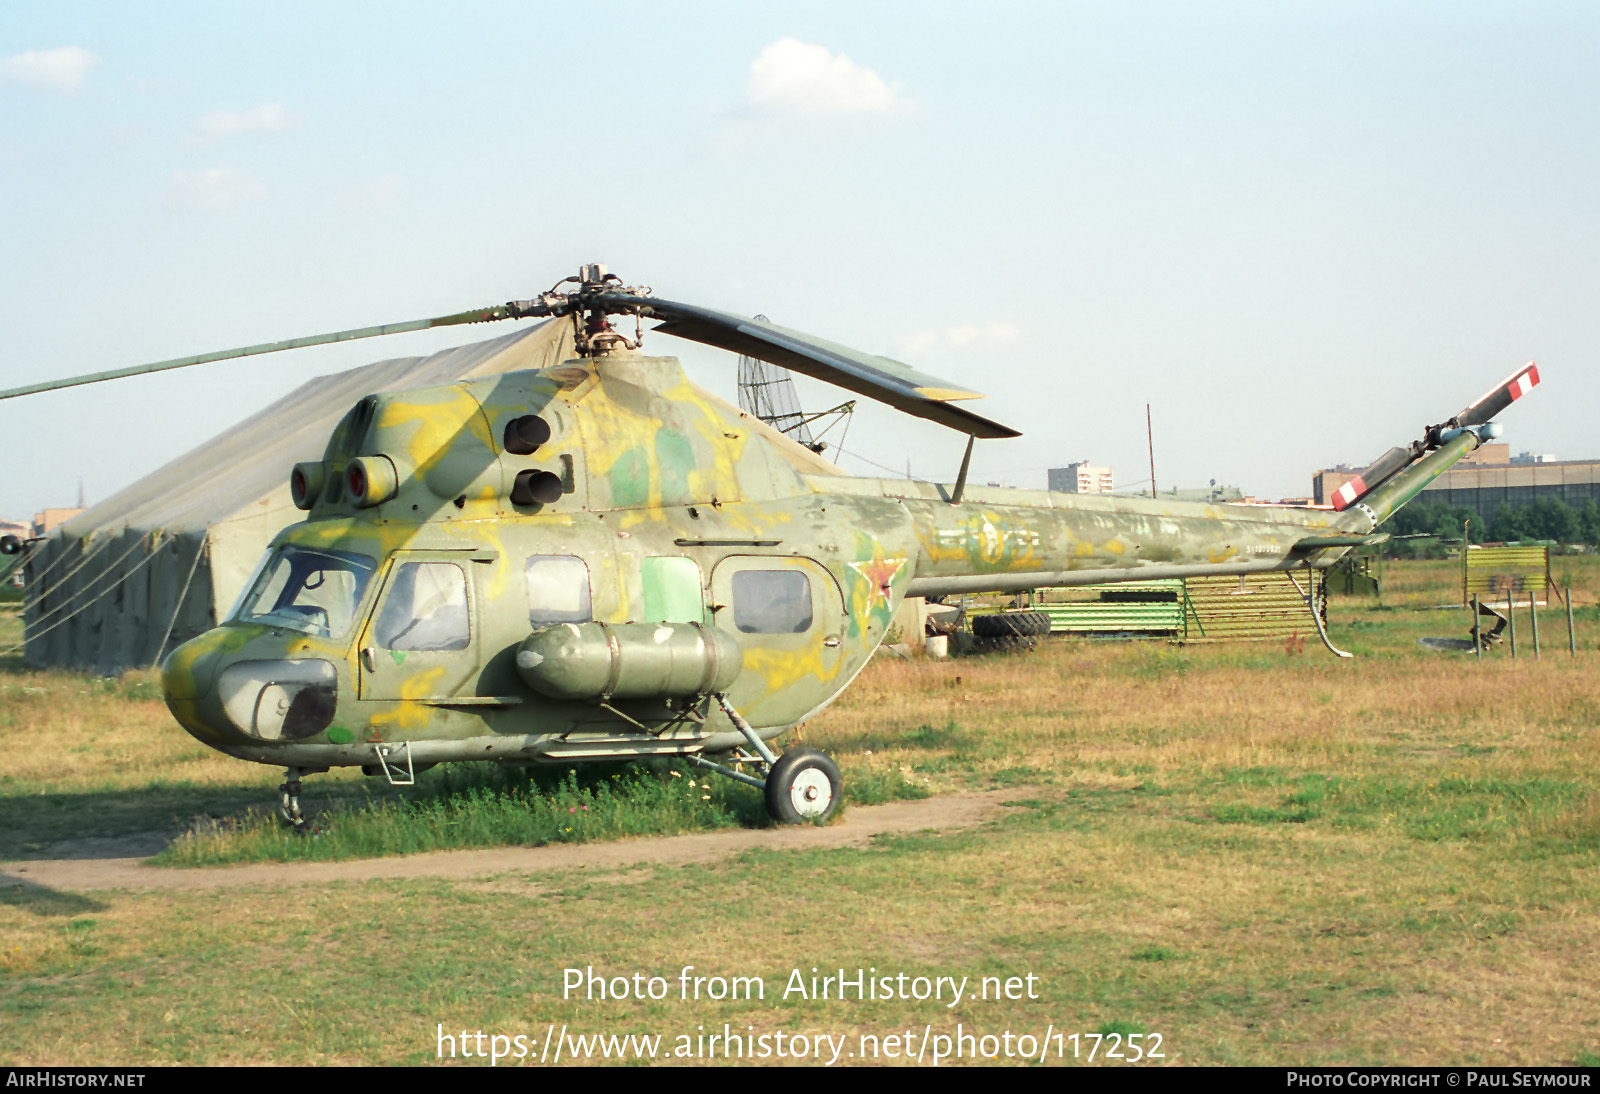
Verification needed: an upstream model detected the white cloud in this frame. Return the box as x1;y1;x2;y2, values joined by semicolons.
193;103;293;142
0;47;101;94
166;167;267;211
903;323;1022;359
745;39;911;118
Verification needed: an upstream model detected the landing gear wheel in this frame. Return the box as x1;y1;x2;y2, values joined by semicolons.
277;768;318;836
764;747;842;824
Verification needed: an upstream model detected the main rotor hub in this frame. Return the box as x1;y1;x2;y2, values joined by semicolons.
504;263;654;357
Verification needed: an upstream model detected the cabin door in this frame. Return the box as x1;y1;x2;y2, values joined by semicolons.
357;550;486;701
708;555;845;726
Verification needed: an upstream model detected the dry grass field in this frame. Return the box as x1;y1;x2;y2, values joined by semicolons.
1;560;1597;1066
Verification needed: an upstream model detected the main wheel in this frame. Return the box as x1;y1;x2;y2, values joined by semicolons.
764;747;842;823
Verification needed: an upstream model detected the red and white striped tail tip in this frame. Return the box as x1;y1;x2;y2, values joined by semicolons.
1507;362;1540;401
1465;361;1540;418
1330;476;1367;512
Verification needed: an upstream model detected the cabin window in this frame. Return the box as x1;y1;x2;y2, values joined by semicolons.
234;546;376;639
525;555;592;626
641;556;703;624
373;561;470;651
731;570;813;634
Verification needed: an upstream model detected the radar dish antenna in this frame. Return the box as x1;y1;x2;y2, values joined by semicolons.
736;316;855;455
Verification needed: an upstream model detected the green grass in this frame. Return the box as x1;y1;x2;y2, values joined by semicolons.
2;559;1599;1064
155;760;755;865
4;763;1598;1065
153;756;929;866
1196;767;1594;844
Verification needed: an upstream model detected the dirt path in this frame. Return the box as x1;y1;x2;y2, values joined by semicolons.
0;789;1023;894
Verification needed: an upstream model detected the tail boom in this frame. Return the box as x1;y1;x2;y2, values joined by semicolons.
1334;428;1482;532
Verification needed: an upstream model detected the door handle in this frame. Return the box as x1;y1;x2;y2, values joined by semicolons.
361;647;376;672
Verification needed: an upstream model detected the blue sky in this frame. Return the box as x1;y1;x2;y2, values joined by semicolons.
4;2;1596;515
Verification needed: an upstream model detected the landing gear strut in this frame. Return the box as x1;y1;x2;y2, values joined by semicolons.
277;766;323;835
683;695;844;823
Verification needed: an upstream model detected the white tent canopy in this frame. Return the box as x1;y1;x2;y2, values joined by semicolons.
23;320;574;674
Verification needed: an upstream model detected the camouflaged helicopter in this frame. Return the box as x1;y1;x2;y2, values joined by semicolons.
3;265;1541;827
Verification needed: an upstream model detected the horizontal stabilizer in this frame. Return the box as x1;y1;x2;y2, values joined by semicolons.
1291;532;1391;551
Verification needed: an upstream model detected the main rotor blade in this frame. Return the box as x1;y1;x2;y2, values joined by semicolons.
0;304;516;402
622;296;1023;439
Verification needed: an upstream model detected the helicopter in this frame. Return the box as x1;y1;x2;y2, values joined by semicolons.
2;264;1541;826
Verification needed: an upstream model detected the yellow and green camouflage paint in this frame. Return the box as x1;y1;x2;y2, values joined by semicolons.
161;348;1481;774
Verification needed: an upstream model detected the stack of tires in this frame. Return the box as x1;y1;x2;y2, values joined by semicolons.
971;611;1051;648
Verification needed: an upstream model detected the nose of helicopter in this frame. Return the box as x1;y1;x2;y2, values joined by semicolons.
160;628;236;701
161;627;343;747
161;628;238;744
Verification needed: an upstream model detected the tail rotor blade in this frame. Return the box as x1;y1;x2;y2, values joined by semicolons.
1330;445;1416;511
1454;361;1540;428
1333;361;1541;513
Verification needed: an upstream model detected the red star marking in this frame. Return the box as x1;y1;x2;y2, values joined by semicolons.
848;556;907;612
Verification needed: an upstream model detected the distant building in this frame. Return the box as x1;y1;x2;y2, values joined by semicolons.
31;508;83;536
1048;461;1114;494
1423;458;1600;520
1312;465;1359;507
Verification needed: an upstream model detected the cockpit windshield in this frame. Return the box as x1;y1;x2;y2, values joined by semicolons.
233;546;377;638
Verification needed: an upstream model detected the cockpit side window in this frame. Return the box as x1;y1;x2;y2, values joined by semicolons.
373;561;470;652
525;555;592;627
233;546;377;638
731;569;813;634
